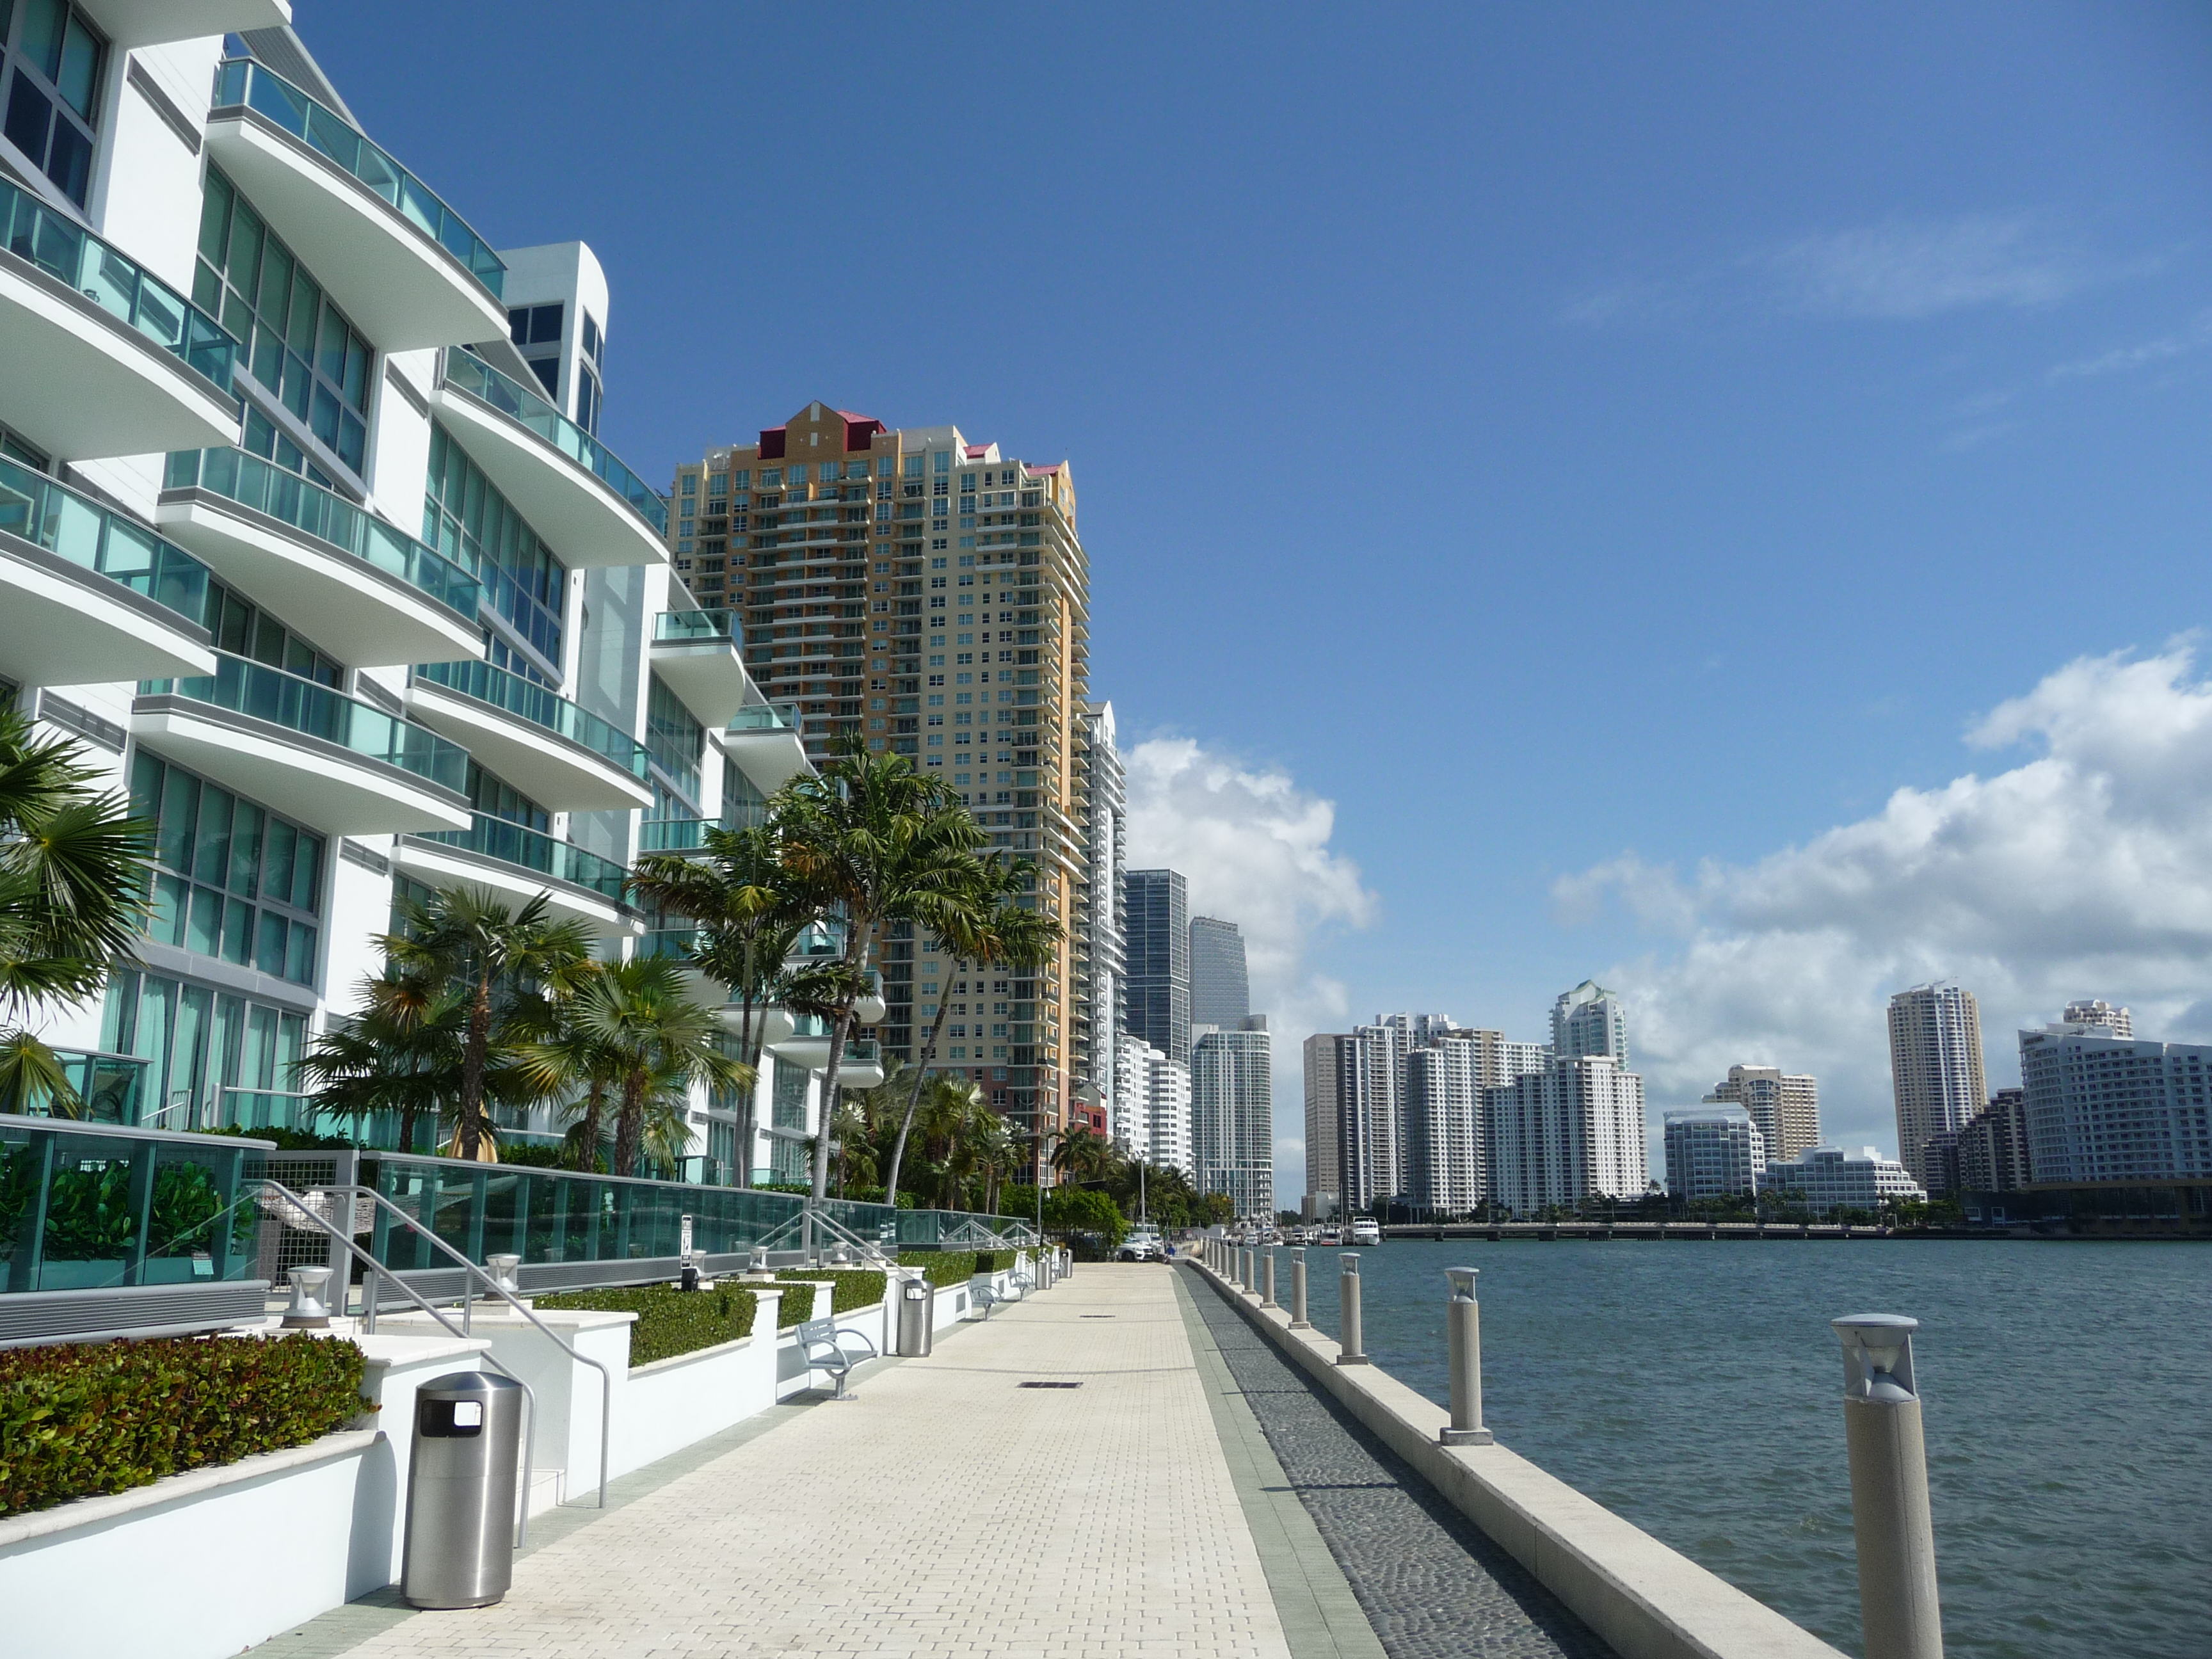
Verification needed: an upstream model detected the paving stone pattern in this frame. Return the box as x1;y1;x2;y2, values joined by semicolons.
1185;1276;1614;1659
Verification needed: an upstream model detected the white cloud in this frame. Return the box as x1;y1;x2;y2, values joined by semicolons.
1554;643;2212;1157
1763;214;2107;320
1123;736;1377;1205
2048;308;2212;381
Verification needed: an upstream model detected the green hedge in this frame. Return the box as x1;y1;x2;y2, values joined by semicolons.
774;1269;886;1315
0;1333;371;1517
896;1249;1016;1287
773;1283;813;1325
534;1285;757;1366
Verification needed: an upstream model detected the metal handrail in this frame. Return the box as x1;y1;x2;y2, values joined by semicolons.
751;1201;899;1272
262;1179;612;1516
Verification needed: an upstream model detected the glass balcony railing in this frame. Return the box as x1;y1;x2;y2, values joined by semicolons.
0;176;241;390
211;58;506;298
638;926;703;966
165;447;480;620
411;659;651;781
440;348;668;533
0;1049;150;1125
728;700;801;732
0;454;211;625
417;813;629;901
653;609;737;643
143;652;469;791
638;815;712;853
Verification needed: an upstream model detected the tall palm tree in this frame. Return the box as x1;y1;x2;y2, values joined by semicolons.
562;955;749;1176
507;961;627;1171
773;737;981;1203
381;888;595;1160
882;855;1061;1208
0;703;154;1115
969;1109;1018;1215
1050;1121;1119;1186
295;970;471;1153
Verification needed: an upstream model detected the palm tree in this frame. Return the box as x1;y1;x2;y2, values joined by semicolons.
969;1109;1018;1215
911;1072;983;1206
0;703;154;1115
1050;1122;1119;1186
381;888;595;1160
562;955;749;1176
296;970;471;1153
507;962;627;1171
773;737;982;1204
882;854;1061;1208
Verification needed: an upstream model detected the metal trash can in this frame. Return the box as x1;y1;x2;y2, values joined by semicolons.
403;1371;524;1609
897;1273;934;1357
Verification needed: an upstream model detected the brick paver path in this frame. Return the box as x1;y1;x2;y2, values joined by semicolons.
330;1266;1297;1659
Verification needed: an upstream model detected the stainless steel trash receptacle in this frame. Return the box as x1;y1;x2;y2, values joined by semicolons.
403;1371;524;1609
897;1274;934;1357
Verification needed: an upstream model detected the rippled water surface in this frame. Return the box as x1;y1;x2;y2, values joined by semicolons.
1268;1238;2210;1659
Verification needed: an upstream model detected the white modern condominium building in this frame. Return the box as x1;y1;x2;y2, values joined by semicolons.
2018;1016;2212;1185
1484;1055;1647;1216
1111;1032;1191;1178
1662;1105;1765;1199
1404;1029;1550;1214
1192;1018;1271;1220
0;15;845;1179
1553;980;1628;1068
1763;1146;1925;1213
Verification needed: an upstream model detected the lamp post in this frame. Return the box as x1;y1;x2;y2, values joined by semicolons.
1335;1252;1368;1365
1439;1267;1491;1445
1834;1313;1944;1659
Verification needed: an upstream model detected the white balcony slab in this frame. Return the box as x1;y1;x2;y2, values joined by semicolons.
404;679;653;812
430;382;669;570
131;699;470;836
157;491;482;668
392;836;638;938
0;535;214;685
0;252;241;461
717;723;811;794
202;112;506;352
81;0;289;45
650;634;751;726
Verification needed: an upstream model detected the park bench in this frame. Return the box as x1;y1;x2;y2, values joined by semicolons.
972;1284;1000;1319
797;1317;878;1400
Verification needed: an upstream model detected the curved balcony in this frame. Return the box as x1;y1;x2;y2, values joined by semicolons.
769;1016;884;1087
433;348;668;568
135;653;470;835
650;609;753;726
0;456;215;684
205;58;506;350
406;659;652;812
159;449;483;666
719;700;810;794
397;815;639;936
79;2;290;49
0;177;241;460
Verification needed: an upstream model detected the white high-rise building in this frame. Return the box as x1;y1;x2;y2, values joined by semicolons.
1404;1030;1548;1215
1552;981;1628;1068
1483;1055;1647;1216
2061;999;2131;1038
2019;1019;2212;1185
1763;1146;1925;1213
1703;1064;1821;1164
1114;1033;1192;1178
1077;702;1123;1128
1887;982;1987;1189
1662;1106;1765;1199
1348;1012;1460;1205
1192;1017;1272;1220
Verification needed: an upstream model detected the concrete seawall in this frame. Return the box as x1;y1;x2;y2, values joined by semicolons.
1189;1258;1847;1659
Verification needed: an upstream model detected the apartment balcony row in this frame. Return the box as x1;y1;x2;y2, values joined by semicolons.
396;813;638;936
407;659;653;812
650;609;753;725
719;699;810;792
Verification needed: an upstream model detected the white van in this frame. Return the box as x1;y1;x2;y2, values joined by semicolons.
1349;1217;1381;1246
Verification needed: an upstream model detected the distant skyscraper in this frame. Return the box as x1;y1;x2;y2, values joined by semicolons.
1192;1017;1272;1219
1114;1033;1191;1178
1404;1030;1548;1216
2019;1015;2211;1185
1663;1106;1765;1200
1189;916;1250;1030
1484;1055;1647;1216
1956;1088;2033;1192
2062;1000;2132;1038
1553;981;1628;1068
1887;982;1987;1187
1122;869;1190;1063
1077;703;1125;1121
1704;1064;1822;1164
1302;1033;1359;1215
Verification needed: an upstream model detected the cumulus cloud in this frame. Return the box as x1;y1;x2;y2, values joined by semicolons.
2048;308;2212;381
1123;737;1377;1203
1555;643;2212;1155
1762;214;2110;319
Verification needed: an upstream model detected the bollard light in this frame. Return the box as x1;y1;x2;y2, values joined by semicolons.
1440;1267;1492;1446
282;1264;333;1329
1335;1252;1369;1365
1833;1313;1944;1659
1288;1246;1311;1329
1260;1249;1277;1310
486;1253;522;1295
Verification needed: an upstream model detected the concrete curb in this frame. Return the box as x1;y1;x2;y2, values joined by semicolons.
1187;1262;1847;1659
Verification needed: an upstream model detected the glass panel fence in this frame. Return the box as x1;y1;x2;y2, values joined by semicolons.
653;609;737;643
416;813;629;899
0;454;212;625
439;347;668;533
411;658;650;780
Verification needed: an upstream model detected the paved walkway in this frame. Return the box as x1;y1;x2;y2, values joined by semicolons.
268;1266;1341;1659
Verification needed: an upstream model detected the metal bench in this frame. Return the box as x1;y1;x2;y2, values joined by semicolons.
797;1317;878;1401
972;1284;1000;1319
1004;1272;1034;1301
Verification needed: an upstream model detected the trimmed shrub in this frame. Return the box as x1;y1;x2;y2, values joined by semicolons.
534;1285;757;1366
895;1249;1017;1287
774;1283;814;1325
775;1269;885;1315
0;1333;371;1517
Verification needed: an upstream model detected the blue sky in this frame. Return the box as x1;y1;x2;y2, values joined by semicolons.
307;4;2212;1185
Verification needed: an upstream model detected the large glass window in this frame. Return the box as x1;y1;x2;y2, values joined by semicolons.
102;967;306;1131
193;166;373;475
425;420;564;669
467;762;546;833
202;572;341;686
129;752;325;986
1;0;104;207
645;673;701;792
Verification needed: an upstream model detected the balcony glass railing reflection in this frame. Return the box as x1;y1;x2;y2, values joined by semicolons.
440;348;668;534
143;652;469;791
411;659;651;781
1;176;241;390
0;456;211;624
165;447;480;620
0;1049;149;1125
652;609;737;643
417;813;629;900
211;58;506;298
727;701;801;732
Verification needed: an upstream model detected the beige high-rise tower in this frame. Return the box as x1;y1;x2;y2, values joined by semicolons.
1887;982;1986;1187
1704;1064;1822;1163
668;403;1091;1152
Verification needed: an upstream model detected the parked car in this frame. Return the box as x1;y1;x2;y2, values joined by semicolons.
1118;1225;1165;1262
1349;1217;1382;1246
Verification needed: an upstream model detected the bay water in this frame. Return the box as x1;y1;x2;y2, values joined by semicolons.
1279;1238;2209;1659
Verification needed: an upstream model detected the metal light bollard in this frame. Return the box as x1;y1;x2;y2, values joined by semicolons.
1260;1249;1277;1309
1834;1313;1944;1659
1334;1252;1369;1365
1288;1246;1311;1329
1440;1267;1492;1445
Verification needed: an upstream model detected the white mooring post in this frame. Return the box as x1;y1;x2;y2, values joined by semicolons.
1335;1252;1368;1365
1439;1267;1492;1445
1260;1249;1276;1309
1288;1246;1311;1329
1834;1313;1944;1659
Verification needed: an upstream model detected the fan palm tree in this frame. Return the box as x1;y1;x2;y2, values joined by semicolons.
0;704;155;1116
381;888;595;1160
507;962;628;1171
882;854;1061;1208
912;1072;983;1205
968;1109;1019;1215
562;955;749;1176
773;737;982;1203
294;970;471;1154
1050;1122;1119;1186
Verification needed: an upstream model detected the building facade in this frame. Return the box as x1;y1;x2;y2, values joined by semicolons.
1302;1032;1358;1217
1703;1064;1821;1164
1074;701;1123;1128
1763;1146;1926;1213
1552;981;1628;1068
1483;1055;1647;1217
1112;1032;1191;1178
2018;1021;2212;1185
1191;1017;1272;1219
1887;982;1987;1189
1956;1087;2033;1192
1123;867;1190;1063
1189;915;1249;1030
1662;1106;1765;1199
2062;1000;2131;1038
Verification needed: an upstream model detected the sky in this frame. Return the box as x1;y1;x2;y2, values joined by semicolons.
301;3;2212;1201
